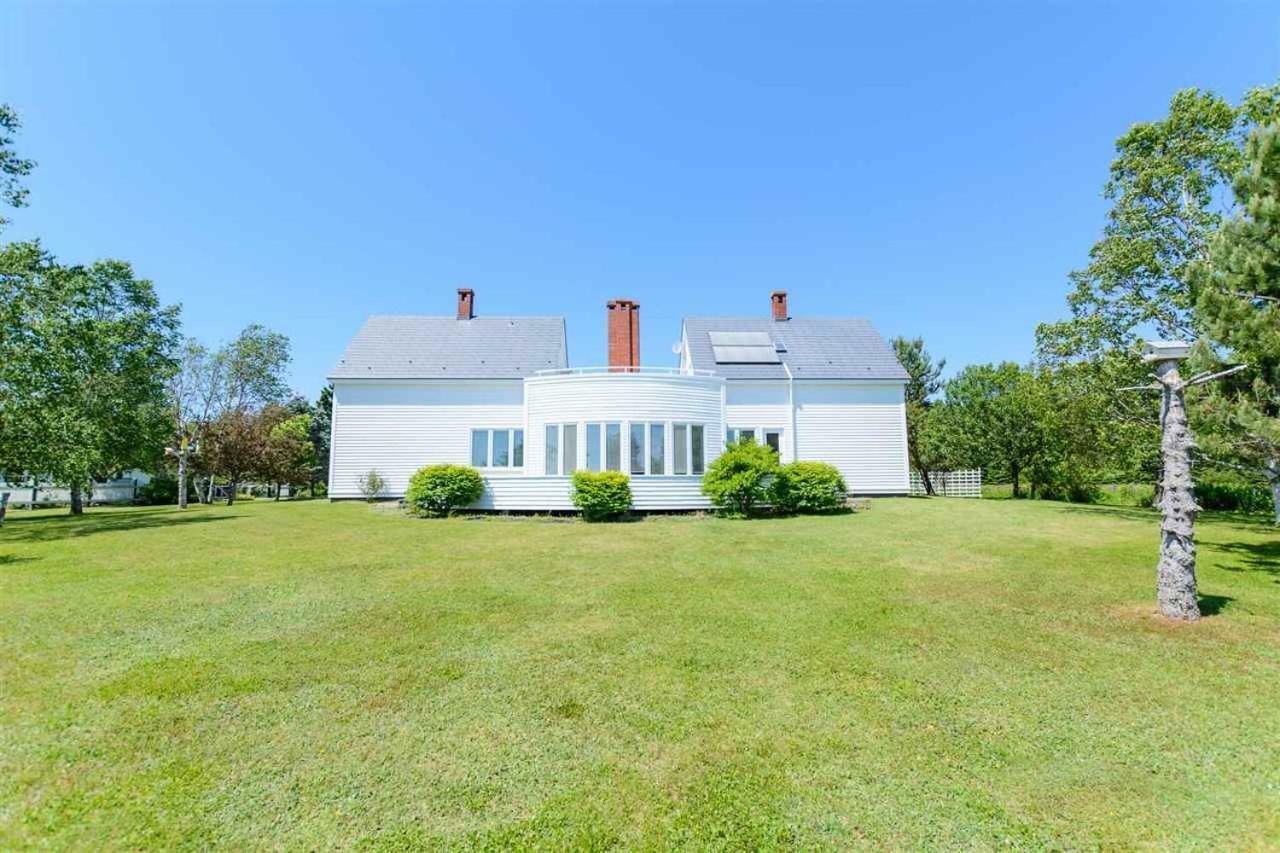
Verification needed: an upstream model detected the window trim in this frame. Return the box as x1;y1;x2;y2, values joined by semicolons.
471;428;524;469
727;425;785;459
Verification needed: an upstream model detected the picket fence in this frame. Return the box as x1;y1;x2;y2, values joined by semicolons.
0;481;138;507
909;469;983;498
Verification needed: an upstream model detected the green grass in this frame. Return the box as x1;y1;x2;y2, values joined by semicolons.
2;499;1278;849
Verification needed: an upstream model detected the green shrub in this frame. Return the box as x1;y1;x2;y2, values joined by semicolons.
771;461;847;513
405;464;485;517
135;476;179;505
701;438;780;517
1196;480;1274;514
357;469;387;502
571;470;632;521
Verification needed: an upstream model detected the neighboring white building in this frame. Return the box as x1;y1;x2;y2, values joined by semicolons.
328;289;910;508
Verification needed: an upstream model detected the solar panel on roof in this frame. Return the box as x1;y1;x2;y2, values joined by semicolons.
708;330;780;363
708;331;772;346
711;345;781;363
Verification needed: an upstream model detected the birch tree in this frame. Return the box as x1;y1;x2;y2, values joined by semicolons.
166;339;225;509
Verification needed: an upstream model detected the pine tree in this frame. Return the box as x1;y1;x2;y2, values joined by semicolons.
1194;124;1280;524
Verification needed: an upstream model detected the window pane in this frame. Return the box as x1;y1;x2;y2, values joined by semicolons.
673;424;687;475
740;429;755;444
692;425;705;474
545;425;558;475
726;428;736;446
765;431;781;454
649;423;664;475
630;423;645;474
471;430;489;467
562;424;577;475
606;423;621;471
586;423;601;472
513;430;524;467
493;430;510;467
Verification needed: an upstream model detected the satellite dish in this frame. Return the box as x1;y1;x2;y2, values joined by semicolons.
671;341;684;355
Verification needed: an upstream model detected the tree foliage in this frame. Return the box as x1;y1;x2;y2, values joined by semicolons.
892;336;947;494
0;241;180;513
0;104;35;231
1192;123;1280;521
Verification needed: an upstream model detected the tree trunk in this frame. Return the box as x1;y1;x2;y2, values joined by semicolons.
1011;462;1021;498
205;477;215;504
1268;459;1279;527
1155;361;1200;621
69;482;84;516
177;454;189;509
274;483;281;501
912;449;936;496
227;479;237;506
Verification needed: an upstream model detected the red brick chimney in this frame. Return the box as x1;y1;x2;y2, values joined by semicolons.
457;288;474;320
607;299;640;371
771;290;789;321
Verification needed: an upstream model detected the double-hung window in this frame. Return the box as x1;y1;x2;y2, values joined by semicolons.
472;429;524;468
726;427;756;446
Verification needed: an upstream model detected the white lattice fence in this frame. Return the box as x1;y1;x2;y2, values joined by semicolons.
910;469;982;498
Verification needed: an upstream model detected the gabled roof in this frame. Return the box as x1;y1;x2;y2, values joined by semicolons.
329;315;568;380
682;316;909;381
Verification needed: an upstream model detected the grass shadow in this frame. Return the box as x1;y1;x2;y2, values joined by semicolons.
1197;594;1234;616
1206;539;1280;578
0;508;241;543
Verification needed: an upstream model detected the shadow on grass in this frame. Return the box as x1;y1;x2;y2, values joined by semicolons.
1057;502;1275;532
1197;594;1234;616
1206;539;1280;578
0;508;241;543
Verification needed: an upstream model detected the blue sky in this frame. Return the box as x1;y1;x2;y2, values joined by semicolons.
3;3;1278;396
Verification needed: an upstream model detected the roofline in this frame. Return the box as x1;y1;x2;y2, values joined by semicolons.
717;376;909;384
327;375;530;382
359;314;567;321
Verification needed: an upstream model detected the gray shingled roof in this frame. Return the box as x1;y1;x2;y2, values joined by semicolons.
329;315;568;379
682;316;909;380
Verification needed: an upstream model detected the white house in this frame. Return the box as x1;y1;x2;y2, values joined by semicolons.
328;289;910;508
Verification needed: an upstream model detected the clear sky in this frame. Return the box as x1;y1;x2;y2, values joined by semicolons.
4;2;1278;396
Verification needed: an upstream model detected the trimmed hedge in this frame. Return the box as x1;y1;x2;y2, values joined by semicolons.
701;438;780;517
772;461;847;513
405;464;484;517
571;470;632;521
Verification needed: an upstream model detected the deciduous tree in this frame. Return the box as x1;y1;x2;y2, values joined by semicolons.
0;104;35;231
0;242;180;513
892;336;946;495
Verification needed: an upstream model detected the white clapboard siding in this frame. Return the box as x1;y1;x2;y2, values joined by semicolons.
723;382;793;462
329;380;524;498
476;475;712;511
794;382;909;494
524;372;725;476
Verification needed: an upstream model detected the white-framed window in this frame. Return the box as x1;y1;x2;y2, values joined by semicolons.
545;424;578;476
472;428;524;468
671;423;706;476
727;426;782;458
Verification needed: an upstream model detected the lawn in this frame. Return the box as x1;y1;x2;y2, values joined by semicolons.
1;499;1278;849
